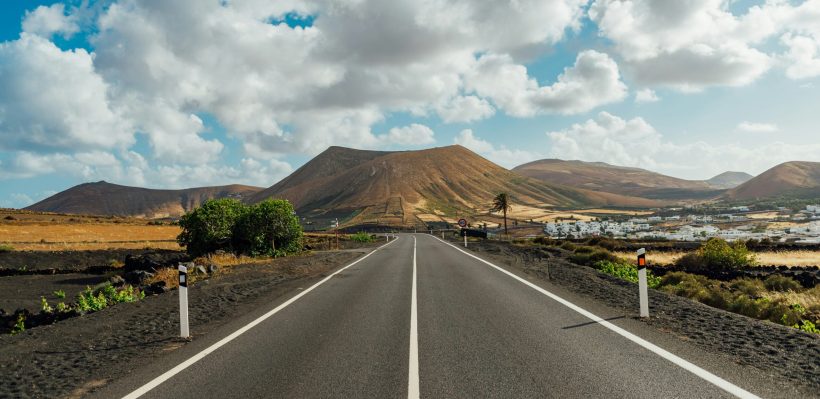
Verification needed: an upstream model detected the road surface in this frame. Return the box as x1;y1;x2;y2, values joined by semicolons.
98;234;768;398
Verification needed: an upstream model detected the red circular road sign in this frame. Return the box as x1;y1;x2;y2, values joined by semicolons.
457;218;467;228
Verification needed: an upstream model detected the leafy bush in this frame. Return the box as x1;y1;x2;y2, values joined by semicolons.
763;275;802;292
40;297;53;314
232;200;303;257
350;232;374;243
53;290;66;299
177;199;248;257
76;287;108;312
698;238;756;270
0;244;14;253
178;198;303;257
593;260;661;288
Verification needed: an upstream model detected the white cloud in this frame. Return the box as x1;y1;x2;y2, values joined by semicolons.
546;112;820;179
781;33;820;79
0;34;133;153
379;124;436;146
22;4;79;38
635;89;660;103
454;129;540;168
467;50;627;116
737;121;779;133
588;0;820;89
436;96;495;123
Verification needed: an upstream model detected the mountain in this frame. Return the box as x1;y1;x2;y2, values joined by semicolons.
250;146;656;227
512;159;727;200
26;181;263;218
704;171;754;189
723;161;820;200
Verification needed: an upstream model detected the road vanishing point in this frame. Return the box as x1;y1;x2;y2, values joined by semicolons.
96;234;768;399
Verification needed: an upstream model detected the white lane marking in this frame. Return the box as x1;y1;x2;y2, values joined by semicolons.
429;235;759;399
122;237;400;399
408;236;420;399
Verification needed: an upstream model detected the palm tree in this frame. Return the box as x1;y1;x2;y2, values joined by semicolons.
490;193;511;235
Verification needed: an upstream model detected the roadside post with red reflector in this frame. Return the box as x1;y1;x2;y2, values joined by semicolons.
637;248;649;318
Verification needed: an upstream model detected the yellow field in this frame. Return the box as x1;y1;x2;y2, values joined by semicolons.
746;212;780;220
0;223;182;251
614;250;820;267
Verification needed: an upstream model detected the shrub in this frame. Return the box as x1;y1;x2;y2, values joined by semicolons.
11;313;25;335
40;297;53;314
573;246;595;254
593;260;661;288
232;200;303;257
53;290;66;299
560;241;577;251
0;244;14;253
350;232;374;243
177;199;248;257
674;252;706;271
763;275;802;292
729;278;765;297
698;238;756;270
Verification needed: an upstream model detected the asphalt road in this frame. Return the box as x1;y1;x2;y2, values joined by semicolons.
100;234;767;398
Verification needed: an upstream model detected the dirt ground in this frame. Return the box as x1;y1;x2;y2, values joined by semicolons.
0;248;374;398
453;238;819;393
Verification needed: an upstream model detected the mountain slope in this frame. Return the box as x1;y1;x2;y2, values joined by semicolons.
250;146;656;225
26;182;262;218
705;171;754;189
723;161;820;200
513;159;729;200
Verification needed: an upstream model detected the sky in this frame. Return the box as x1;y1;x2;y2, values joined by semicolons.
1;0;820;208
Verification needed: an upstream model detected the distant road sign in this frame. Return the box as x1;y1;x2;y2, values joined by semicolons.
457;218;467;228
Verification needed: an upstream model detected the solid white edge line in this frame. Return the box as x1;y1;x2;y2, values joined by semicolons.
429;235;759;399
408;236;420;399
122;236;400;399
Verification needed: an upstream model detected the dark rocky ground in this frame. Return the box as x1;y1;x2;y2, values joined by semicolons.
0;248;374;398
453;237;819;394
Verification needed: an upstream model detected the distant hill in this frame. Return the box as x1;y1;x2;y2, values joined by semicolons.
705;171;754;189
723;161;820;200
26;182;262;218
512;159;730;200
250;146;656;227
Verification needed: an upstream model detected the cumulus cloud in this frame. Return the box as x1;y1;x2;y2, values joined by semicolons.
635;89;660;103
22;4;79;38
546;112;820;179
588;0;820;89
737;122;779;133
781;33;820;79
454;129;541;168
436;96;495;123
378;124;436;146
0;34;133;153
466;50;627;116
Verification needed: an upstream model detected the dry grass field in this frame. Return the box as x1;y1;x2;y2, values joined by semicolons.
0;209;182;251
614;250;820;267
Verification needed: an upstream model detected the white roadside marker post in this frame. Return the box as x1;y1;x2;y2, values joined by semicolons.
178;263;190;338
637;248;649;318
463;230;467;248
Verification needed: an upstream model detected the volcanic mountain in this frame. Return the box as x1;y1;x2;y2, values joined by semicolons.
723;161;820;200
249;145;656;227
512;159;746;200
705;171;754;189
26;181;262;218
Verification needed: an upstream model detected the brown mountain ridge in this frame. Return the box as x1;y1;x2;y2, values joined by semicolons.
723;161;820;200
513;159;749;200
26;182;262;218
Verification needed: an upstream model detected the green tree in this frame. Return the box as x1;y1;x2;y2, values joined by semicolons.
177;199;247;257
490;193;511;235
698;238;756;270
233;199;303;257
